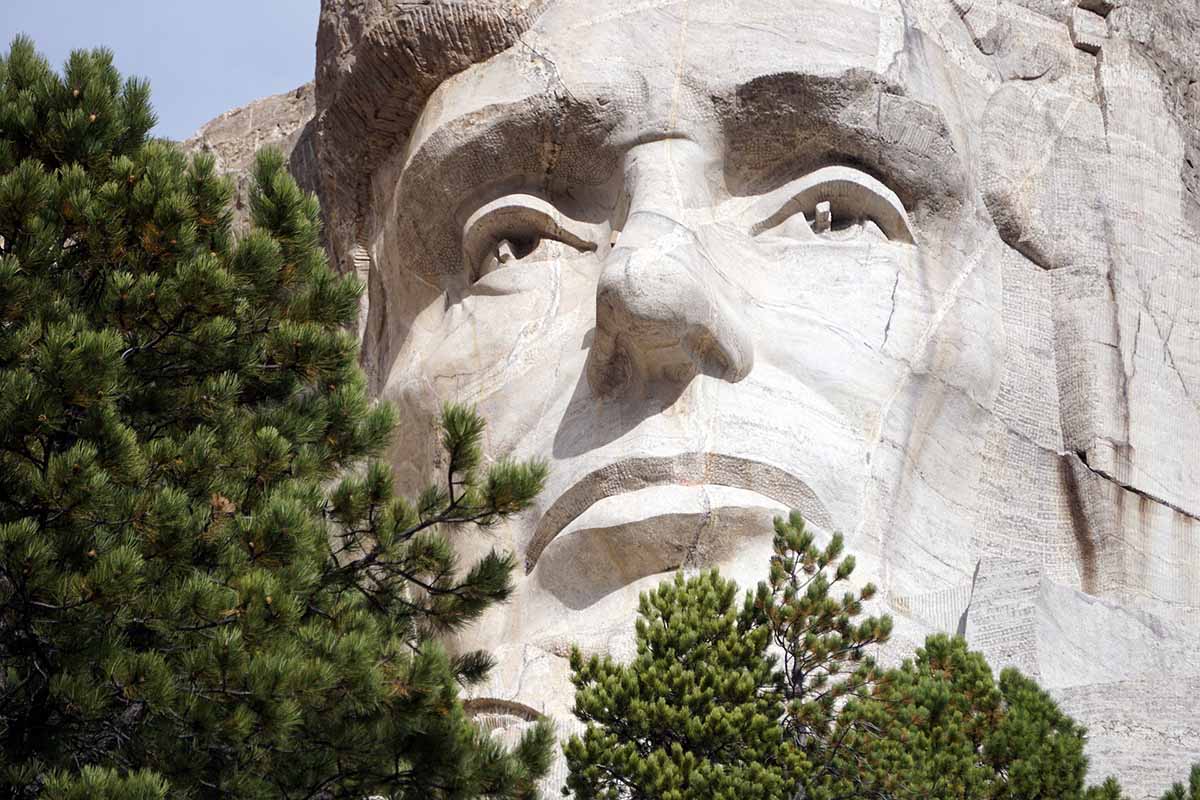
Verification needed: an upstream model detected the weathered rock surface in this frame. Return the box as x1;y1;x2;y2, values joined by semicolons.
192;1;1200;796
181;83;316;228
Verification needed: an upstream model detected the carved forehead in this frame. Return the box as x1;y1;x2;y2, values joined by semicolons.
400;0;964;195
407;0;912;154
316;0;974;276
534;0;908;78
386;0;967;256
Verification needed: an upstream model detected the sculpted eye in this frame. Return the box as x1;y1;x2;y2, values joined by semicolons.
462;194;599;283
748;166;916;244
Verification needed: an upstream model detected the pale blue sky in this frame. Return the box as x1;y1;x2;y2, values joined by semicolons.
2;1;320;140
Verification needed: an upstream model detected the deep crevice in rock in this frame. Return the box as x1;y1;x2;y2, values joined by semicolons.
1071;449;1200;523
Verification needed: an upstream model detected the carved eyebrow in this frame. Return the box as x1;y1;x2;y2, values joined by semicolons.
461;194;600;274
745;166;916;243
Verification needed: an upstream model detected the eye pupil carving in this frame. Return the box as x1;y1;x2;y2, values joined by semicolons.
461;194;600;285
498;236;541;263
747;166;916;244
814;201;832;234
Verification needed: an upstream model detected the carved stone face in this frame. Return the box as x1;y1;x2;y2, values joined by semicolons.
369;0;986;721
344;0;1200;790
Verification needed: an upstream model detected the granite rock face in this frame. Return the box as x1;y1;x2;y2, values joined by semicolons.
197;1;1200;795
182;83;316;228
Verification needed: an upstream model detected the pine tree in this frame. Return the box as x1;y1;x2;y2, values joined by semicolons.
562;514;889;800
740;512;892;799
0;36;552;799
563;570;805;800
1161;765;1200;800
1091;762;1200;800
837;634;1120;800
1086;778;1130;800
564;512;1157;800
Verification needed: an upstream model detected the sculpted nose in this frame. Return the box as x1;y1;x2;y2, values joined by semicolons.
587;142;754;396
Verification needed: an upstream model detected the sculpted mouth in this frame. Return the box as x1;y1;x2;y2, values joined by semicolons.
523;453;833;573
464;697;545;723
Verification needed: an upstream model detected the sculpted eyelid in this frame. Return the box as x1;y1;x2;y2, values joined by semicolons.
461;194;599;273
747;166;916;244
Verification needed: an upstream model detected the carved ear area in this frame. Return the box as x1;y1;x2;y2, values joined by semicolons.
980;84;1109;271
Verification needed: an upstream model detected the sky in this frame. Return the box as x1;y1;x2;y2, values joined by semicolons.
2;0;320;141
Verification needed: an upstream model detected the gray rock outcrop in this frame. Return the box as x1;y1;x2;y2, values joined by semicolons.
182;83;316;228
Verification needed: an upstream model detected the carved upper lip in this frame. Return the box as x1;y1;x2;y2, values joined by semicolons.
463;697;544;723
523;452;832;573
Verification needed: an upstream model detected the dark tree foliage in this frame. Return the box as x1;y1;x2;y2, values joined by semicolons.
741;512;892;799
565;513;1160;800
835;635;1100;800
563;570;805;800
0;37;551;799
1161;765;1200;800
563;513;887;799
841;637;1196;800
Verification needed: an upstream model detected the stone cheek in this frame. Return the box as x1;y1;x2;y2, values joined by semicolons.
190;1;1200;796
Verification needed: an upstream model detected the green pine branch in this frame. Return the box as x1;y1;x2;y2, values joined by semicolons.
0;37;553;800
